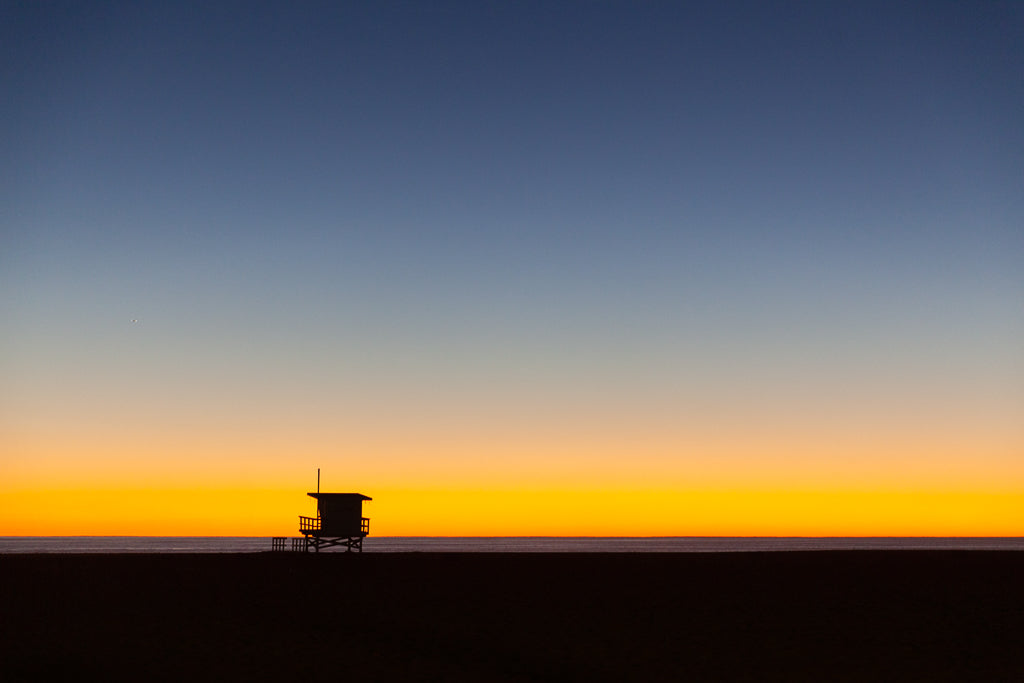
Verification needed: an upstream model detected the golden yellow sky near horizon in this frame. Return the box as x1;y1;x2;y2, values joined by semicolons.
3;486;1022;537
4;419;1021;536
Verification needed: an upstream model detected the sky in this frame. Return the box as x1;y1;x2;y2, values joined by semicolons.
2;1;1022;536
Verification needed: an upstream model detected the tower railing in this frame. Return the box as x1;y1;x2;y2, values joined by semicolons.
298;515;370;536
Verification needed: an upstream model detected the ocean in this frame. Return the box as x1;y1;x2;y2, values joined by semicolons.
1;536;1022;553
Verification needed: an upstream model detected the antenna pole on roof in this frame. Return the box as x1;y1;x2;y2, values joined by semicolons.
317;468;320;495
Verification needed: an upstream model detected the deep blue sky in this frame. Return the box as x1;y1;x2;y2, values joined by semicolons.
3;2;1022;499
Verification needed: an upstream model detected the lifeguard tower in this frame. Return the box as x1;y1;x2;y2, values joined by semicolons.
299;492;372;553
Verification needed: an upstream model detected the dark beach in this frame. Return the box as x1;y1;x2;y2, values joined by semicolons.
2;551;1022;682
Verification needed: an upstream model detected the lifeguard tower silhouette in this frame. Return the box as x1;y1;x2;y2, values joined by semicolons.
298;471;371;552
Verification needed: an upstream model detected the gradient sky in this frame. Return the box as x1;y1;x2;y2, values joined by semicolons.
3;1;1022;536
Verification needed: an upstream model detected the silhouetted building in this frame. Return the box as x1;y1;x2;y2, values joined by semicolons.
299;492;371;552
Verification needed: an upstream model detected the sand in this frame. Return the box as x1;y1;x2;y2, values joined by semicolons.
2;551;1022;681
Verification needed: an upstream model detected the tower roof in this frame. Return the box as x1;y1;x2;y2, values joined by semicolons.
307;492;372;501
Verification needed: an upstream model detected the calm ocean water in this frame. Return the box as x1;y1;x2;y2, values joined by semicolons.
1;536;1022;553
